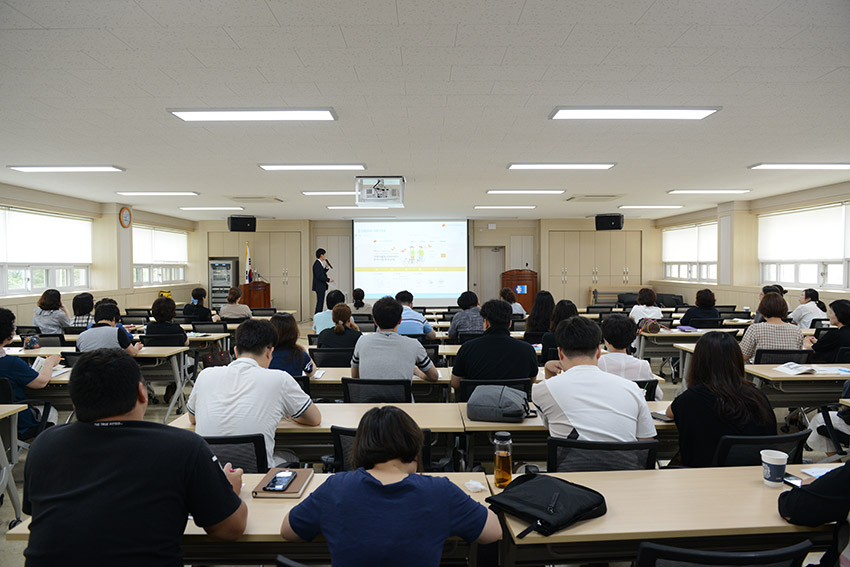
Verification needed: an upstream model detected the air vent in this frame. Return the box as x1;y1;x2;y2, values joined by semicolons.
230;196;284;203
564;194;623;202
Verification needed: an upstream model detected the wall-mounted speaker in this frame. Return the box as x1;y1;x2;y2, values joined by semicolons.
227;216;256;232
595;213;624;231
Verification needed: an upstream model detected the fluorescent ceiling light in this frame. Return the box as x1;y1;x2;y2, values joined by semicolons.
260;164;365;171
302;191;357;196
749;163;850;170
487;190;565;195
8;165;124;173
117;191;198;196
170;108;336;121
179;206;244;211
667;189;750;195
619;205;683;209
474;205;537;210
508;163;615;170
551;107;719;120
327;206;389;210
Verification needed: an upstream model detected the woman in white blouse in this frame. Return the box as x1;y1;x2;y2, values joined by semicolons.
628;288;663;325
789;288;827;330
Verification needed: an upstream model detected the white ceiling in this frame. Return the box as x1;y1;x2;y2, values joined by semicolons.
1;0;849;222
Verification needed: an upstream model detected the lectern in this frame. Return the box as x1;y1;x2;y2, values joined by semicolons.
500;269;538;314
239;281;270;309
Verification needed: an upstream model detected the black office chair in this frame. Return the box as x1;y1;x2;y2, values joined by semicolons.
15;326;40;336
673;305;693;313
308;348;355;368
277;556;310;567
656;293;685;308
715;305;737;313
545;348;559;364
618;293;639;308
352;313;373;324
307;334;319;346
125;308;152;317
251;308;277;316
547;437;659;472
721;311;754;320
810;318;831;329
634;379;659;402
753;349;810;365
456;378;532;403
221;317;249;324
139;333;186;346
441;312;456;321
405;334;431;344
203;434;268;474
635;540;812;567
291;375;311;396
457;331;484;344
412;306;427;314
586;305;615;313
522;331;545;344
689;318;723;328
357;321;377;332
122;316;150;326
325;425;443;473
836;347;850;363
192;322;228;333
37;334;67;347
61;326;88;335
341;378;411;403
512;320;526;331
422;344;443;367
0;377;54;442
711;429;810;467
60;351;83;368
447;306;463;314
171;316;195;324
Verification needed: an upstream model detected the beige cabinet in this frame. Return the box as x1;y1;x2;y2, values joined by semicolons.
267;232;301;314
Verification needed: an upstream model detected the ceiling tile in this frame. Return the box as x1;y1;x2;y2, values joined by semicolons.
672;25;805;48
355;65;451;82
602;46;717;66
224;26;347;48
781;25;850;49
109;27;239;49
520;0;657;24
365;94;447;108
266;0;398;25
161;67;269;84
637;0;785;25
724;66;840;82
257;65;358;82
0;50;105;70
402;47;506;66
404;80;493;94
0;2;41;28
316;81;405;95
0;28;130;51
397;0;524;25
134;0;277;27
632;65;740;81
450;65;547;81
296;47;402;67
455;25;571;46
340;25;456;47
758;0;850;26
446;94;531;107
542;65;643;81
188;48;302;68
702;47;828;67
491;80;583;95
6;0;159;27
83;48;206;69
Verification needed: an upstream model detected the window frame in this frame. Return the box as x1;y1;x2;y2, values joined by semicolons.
1;264;91;296
661;221;718;284
132;225;189;287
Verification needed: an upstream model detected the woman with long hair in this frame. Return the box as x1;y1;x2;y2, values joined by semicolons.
318;303;362;349
806;299;850;363
350;288;373;314
790;288;827;329
32;288;71;334
281;406;501;563
269;312;316;376
666;331;776;467
525;290;555;334
540;299;578;362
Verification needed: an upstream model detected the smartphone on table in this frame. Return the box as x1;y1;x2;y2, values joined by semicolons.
783;473;802;488
263;470;296;492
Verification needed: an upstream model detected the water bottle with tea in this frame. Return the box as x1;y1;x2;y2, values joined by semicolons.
493;431;512;489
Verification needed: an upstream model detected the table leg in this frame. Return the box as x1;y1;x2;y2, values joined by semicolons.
163;353;186;423
0;413;22;525
637;335;646;359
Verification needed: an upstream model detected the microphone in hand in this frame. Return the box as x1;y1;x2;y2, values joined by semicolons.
325;259;333;270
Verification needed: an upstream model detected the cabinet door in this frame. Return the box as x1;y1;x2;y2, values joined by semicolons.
548;231;565;279
609;231;627;278
578;275;597;308
563;231;581;278
594;232;611;276
579;232;597;276
624;231;642;284
547;276;565;302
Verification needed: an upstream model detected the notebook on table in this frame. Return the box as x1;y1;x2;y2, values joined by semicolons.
251;468;314;499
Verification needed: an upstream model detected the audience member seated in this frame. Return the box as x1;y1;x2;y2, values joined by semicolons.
753;284;787;323
270;312;316;377
806;299;850;363
500;287;526;316
779;460;850;567
680;288;721;326
145;296;188;345
183;287;220;322
532;316;656;442
597;314;661;401
70;292;95;327
395;290;437;340
32;288;71;334
628;288;663;324
313;289;345;334
89;297;134;341
525;290;555;335
450;299;538;389
351;297;439;382
666;332;776;467
739;292;803;362
76;303;143;356
540;300;578;360
318;303;363;349
218;287;252;320
281;406;501;564
448;291;484;339
23;348;247;565
0;308;60;439
188;319;321;467
349;287;373;315
790;288;827;329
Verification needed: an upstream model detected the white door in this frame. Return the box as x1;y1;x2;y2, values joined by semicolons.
474;246;505;304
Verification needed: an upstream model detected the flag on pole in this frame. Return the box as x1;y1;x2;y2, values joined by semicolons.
245;241;253;283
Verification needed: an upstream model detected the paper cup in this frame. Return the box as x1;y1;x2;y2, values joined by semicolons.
761;449;788;487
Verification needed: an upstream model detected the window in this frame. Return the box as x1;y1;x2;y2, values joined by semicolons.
662;222;717;282
758;203;849;288
0;208;92;295
133;226;188;286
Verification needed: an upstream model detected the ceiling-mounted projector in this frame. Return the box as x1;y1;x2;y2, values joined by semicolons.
355;176;405;208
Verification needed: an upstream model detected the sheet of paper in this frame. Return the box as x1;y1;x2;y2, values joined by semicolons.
801;467;834;479
313;370;325;378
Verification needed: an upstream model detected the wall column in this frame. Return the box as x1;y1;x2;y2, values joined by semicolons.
91;203;133;291
717;201;758;287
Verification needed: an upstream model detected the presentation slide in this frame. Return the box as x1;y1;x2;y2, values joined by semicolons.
353;221;468;303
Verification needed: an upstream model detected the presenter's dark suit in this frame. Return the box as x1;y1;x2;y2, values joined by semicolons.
312;259;330;314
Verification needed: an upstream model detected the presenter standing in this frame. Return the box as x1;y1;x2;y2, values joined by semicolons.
312;248;334;315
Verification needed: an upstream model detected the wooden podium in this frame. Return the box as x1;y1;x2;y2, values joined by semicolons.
500;269;538;314
239;281;270;309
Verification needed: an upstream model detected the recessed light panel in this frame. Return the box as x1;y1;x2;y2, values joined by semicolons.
667;189;750;195
260;164;365;171
551;107;719;120
749;163;850;170
487;190;565;195
302;191;357;196
619;205;683;209
474;205;537;210
8;165;124;172
180;206;244;211
170;109;336;121
117;191;198;196
507;163;615;170
327;206;389;210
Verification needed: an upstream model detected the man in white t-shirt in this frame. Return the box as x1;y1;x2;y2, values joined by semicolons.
188;319;322;467
532;316;656;442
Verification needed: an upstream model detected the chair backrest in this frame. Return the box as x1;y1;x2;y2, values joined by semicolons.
586;305;614;313
251;308;277;316
221;317;249;324
715;305;736;313
277;555;310;567
352;313;373;323
712;429;811;467
329;425;435;473
192;322;228;333
62;326;88;335
125;308;151;316
547;437;659;472
544;347;559;363
441;312;456;321
122;316;150;326
60;351;83;368
16;325;40;336
656;293;684;308
307;334;319;346
674;304;692;313
689;318;723;329
412;306;427;314
618;293;639;308
721;311;753;320
836;347;850;363
140;333;185;347
0;377;13;404
814;327;834;341
810;318;831;329
458;331;484;344
291;375;310;396
308;347;355;368
447;306;463;314
522;331;545;344
753;349;810;365
171;316;195;324
341;377;412;403
457;378;532;403
422;344;441;367
358;321;377;332
37;334;67;347
404;334;428;344
203;434;268;474
635;540;812;567
512;320;526;331
633;379;658;402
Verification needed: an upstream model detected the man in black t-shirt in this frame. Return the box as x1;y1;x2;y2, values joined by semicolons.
23;348;247;567
451;299;539;391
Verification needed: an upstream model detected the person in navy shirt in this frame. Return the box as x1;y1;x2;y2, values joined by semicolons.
281;406;501;566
